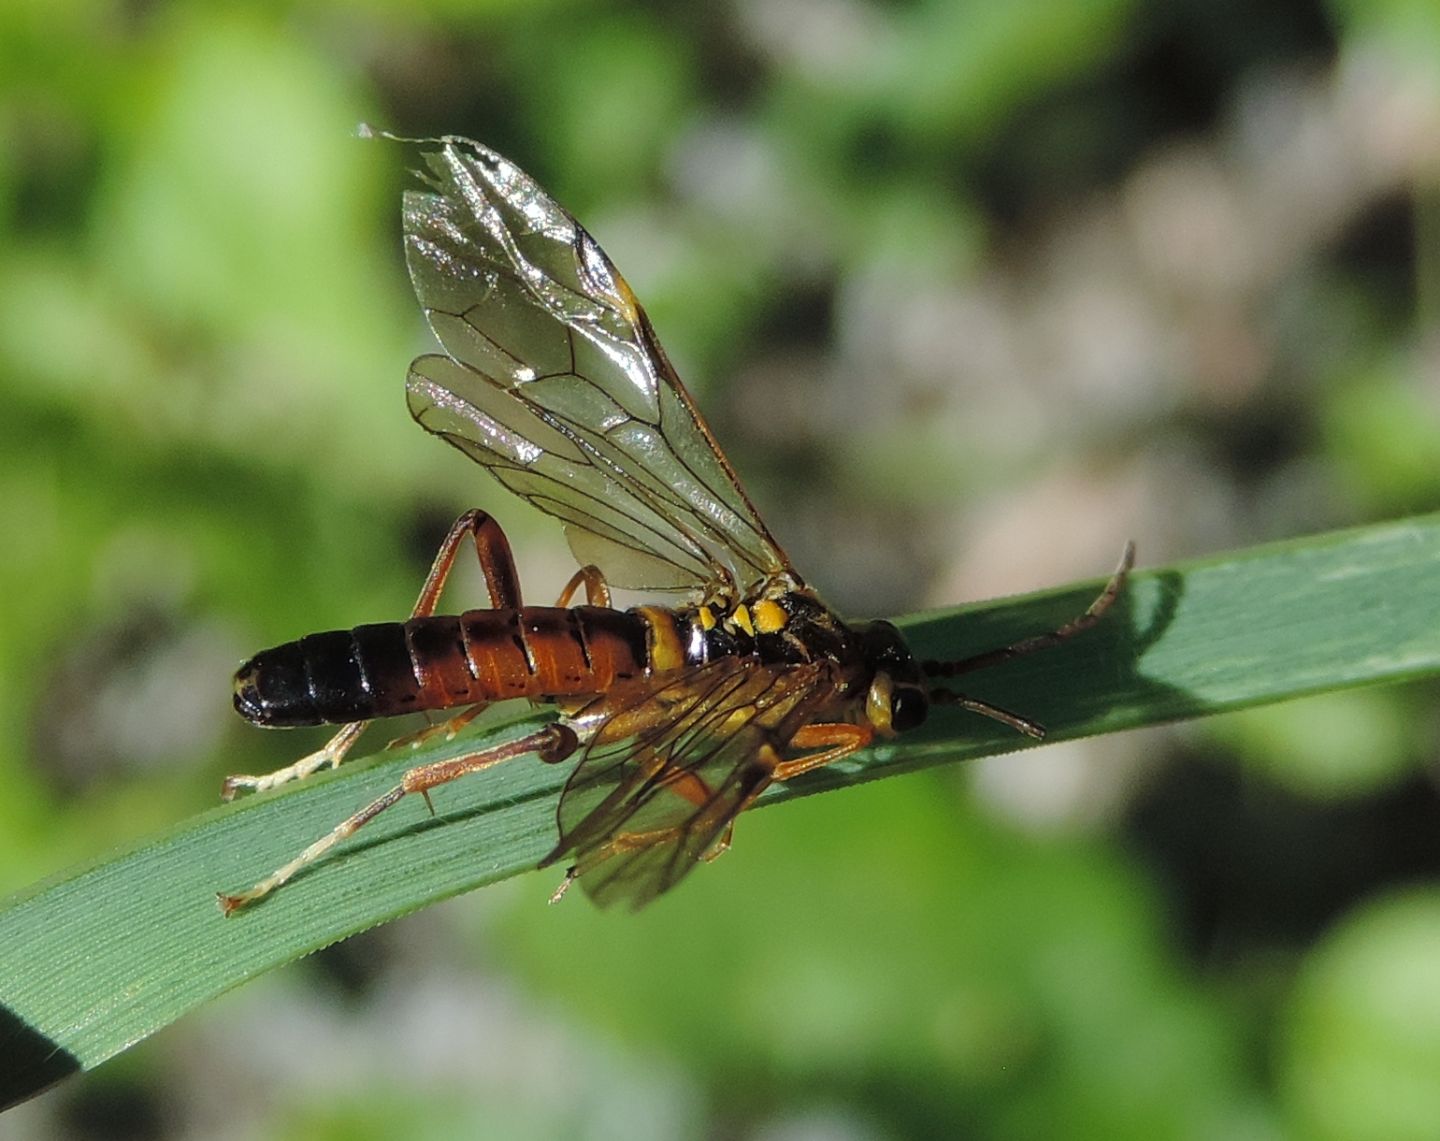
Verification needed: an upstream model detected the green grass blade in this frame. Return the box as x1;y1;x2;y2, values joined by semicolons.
2;514;1438;1108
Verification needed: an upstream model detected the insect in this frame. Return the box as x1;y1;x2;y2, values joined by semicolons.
217;136;1133;914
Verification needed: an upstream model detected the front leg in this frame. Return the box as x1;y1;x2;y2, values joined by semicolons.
771;722;874;781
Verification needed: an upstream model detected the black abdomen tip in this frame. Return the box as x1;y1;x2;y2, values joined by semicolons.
233;642;322;727
234;625;416;727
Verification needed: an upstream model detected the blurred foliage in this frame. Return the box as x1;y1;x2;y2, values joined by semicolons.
1;1;1438;1139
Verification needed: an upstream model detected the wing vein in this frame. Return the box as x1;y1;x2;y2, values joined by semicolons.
402;136;796;593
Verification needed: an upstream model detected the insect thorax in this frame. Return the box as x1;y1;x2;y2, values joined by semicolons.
680;589;859;670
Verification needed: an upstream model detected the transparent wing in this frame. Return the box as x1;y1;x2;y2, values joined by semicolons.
539;658;833;910
403;136;793;593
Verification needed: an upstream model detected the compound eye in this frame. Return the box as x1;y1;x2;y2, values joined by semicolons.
889;686;928;733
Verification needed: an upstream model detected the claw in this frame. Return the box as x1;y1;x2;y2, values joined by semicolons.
548;869;577;904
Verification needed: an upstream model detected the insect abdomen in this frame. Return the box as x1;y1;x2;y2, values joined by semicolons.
233;606;651;728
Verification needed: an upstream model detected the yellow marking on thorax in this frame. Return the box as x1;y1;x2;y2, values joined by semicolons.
752;599;787;634
697;604;717;631
729;604;755;638
637;605;686;672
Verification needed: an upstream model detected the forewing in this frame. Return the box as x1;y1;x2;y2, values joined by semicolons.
403;136;792;592
540;658;832;910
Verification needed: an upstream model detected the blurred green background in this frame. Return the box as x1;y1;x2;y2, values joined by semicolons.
3;1;1440;1138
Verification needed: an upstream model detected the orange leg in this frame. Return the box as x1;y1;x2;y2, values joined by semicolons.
709;725;875;863
547;824;690;903
385;701;490;752
552;748;726;895
655;722;876;837
554;564;610;608
390;559;610;755
219;722;580;914
222;510;526;800
550;725;877;902
415;507;526;614
773;722;875;780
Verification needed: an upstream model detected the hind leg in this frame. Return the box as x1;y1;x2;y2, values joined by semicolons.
222;510;526;800
219;722;580;913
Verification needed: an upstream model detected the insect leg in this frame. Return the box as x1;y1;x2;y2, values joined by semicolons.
554;565;610;608
770;723;874;781
218;722;579;914
547;744;761;903
222;510;525;800
221;721;367;800
413;508;525;614
546;824;691;904
385;701;489;752
576;726;877;893
690;728;877;871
